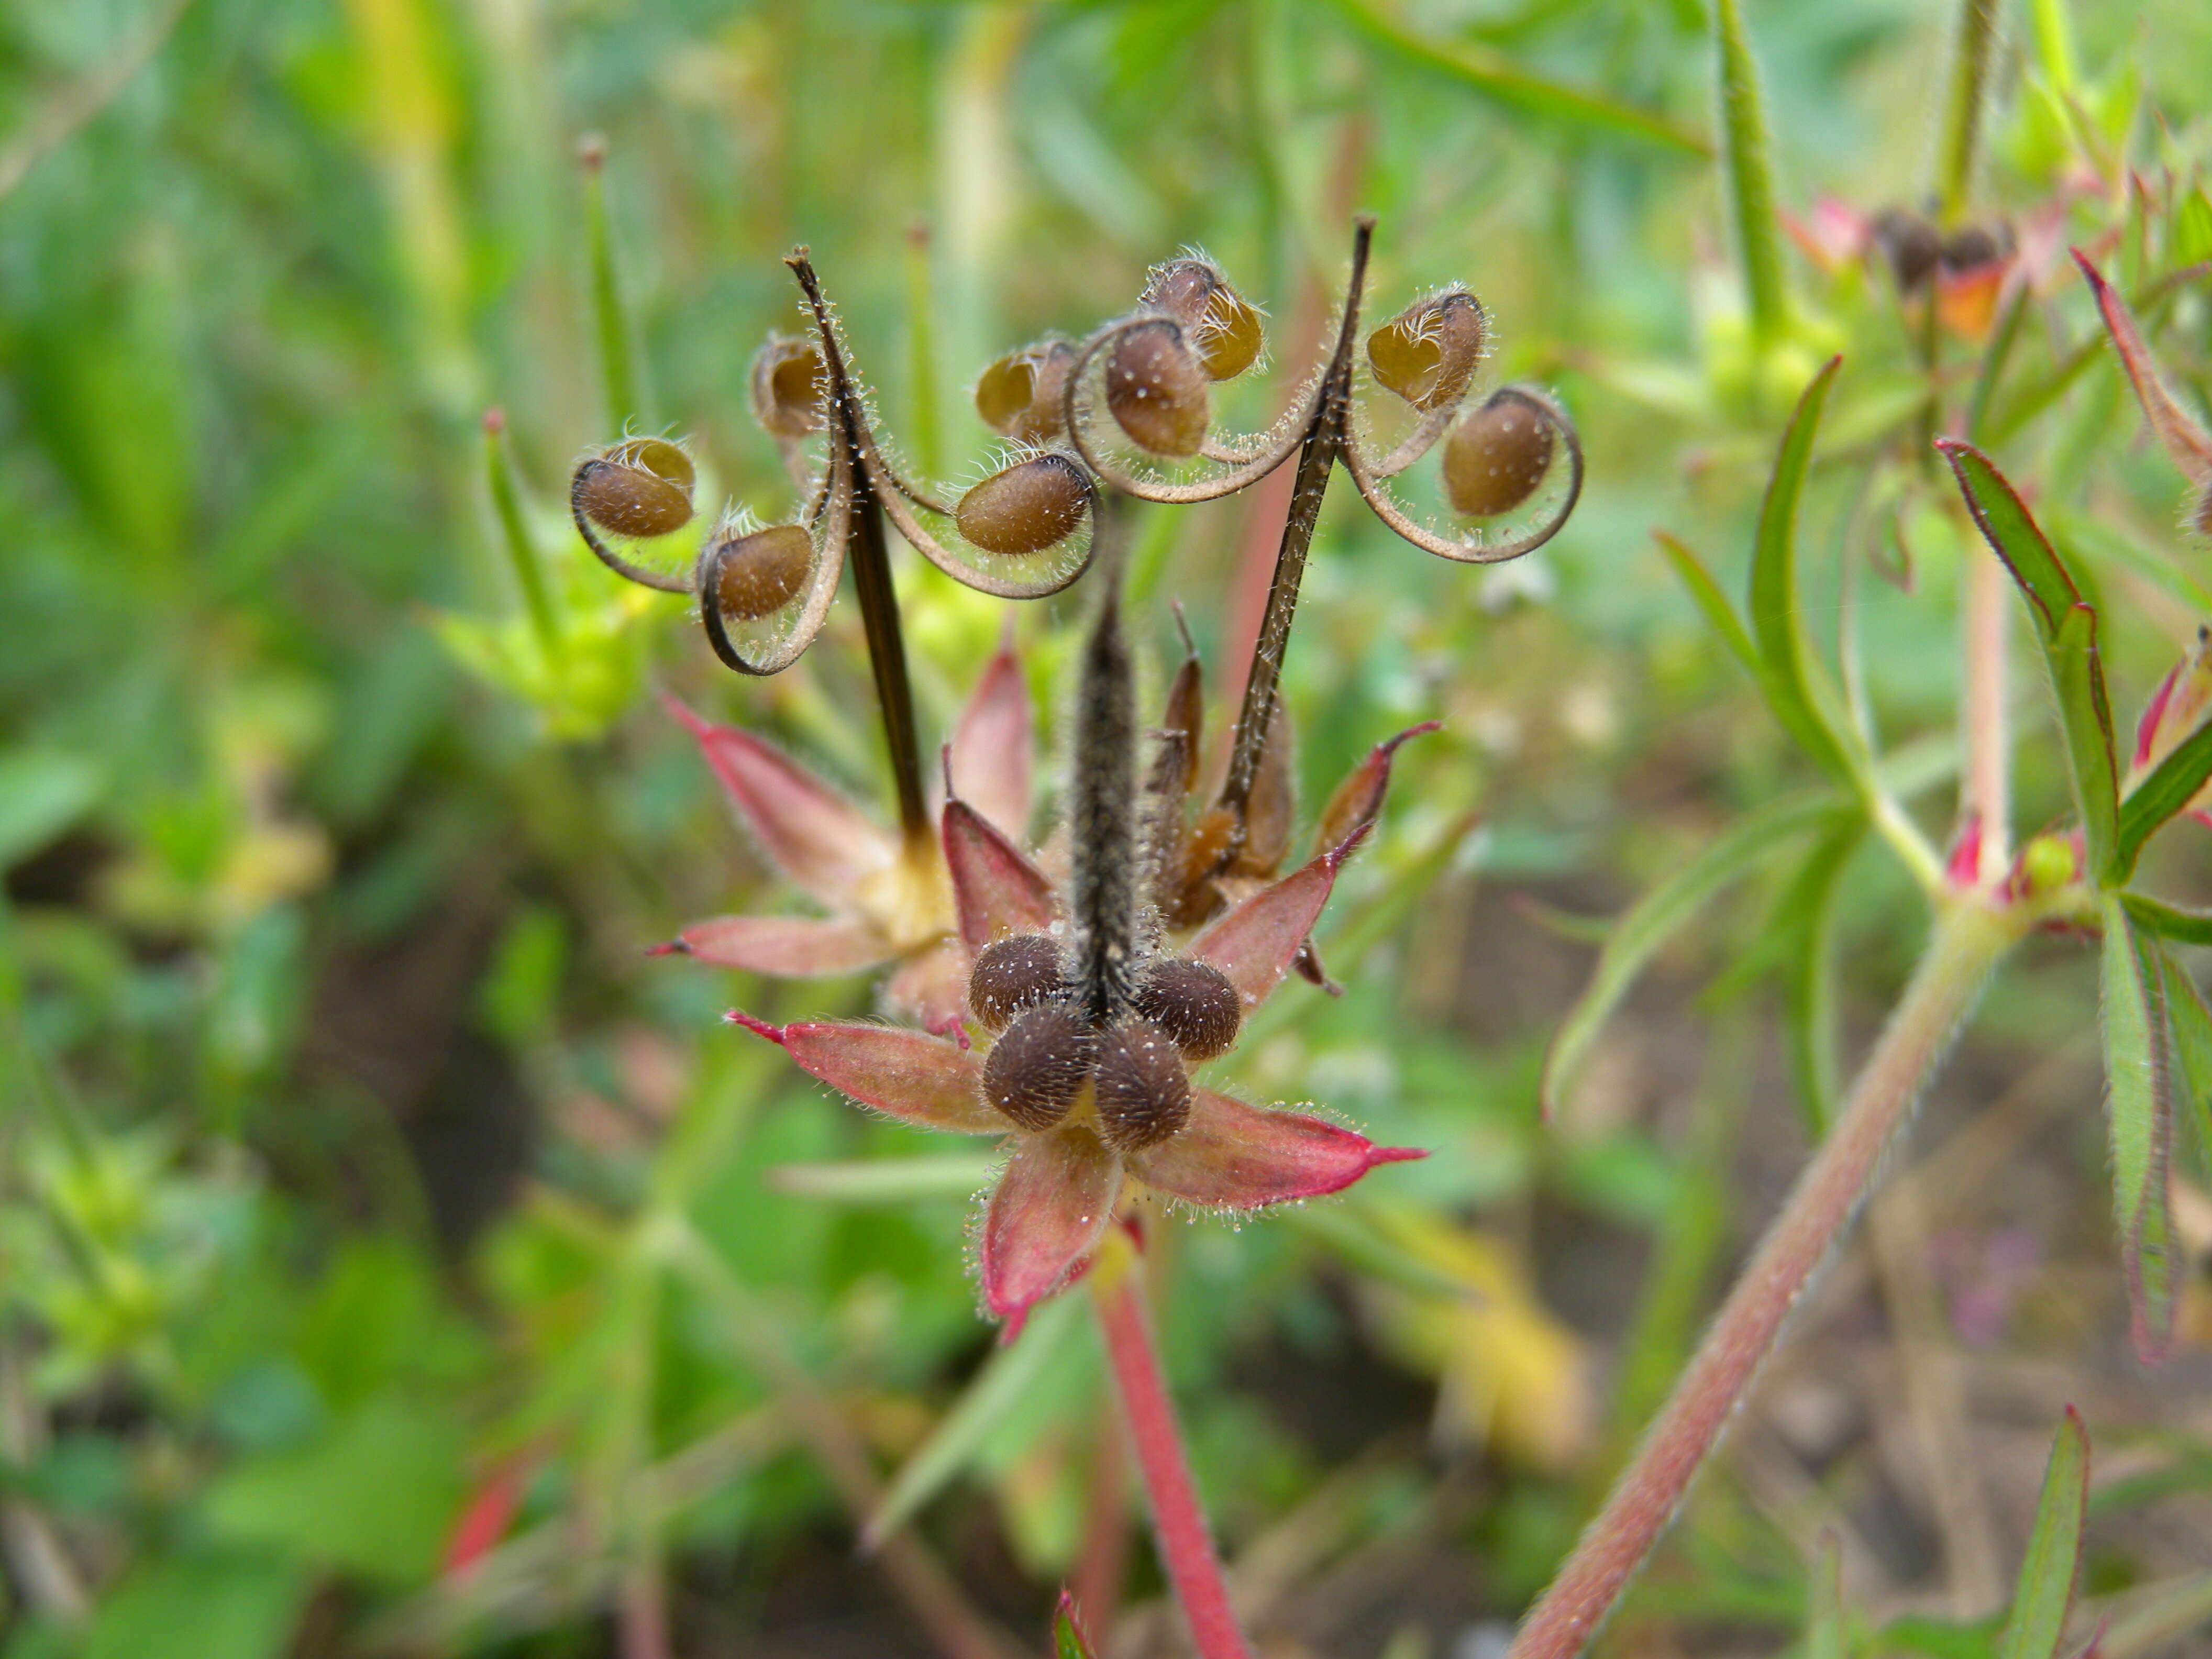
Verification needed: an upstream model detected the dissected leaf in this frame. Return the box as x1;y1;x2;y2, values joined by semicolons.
1654;530;1758;678
1542;792;1846;1116
1996;1408;2090;1659
2098;895;2179;1362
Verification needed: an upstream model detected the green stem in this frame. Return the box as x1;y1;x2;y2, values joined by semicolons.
1711;0;1788;350
1936;0;2000;224
580;136;639;434
483;410;561;657
1506;897;2022;1659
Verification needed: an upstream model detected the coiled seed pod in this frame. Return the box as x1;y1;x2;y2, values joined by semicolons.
1442;393;1556;518
750;336;827;438
573;438;696;539
1105;321;1210;457
707;523;812;621
1142;259;1265;381
982;1005;1097;1132
1367;291;1486;412
1093;1017;1192;1152
1132;957;1241;1063
955;454;1093;556
968;934;1069;1033
976;340;1078;446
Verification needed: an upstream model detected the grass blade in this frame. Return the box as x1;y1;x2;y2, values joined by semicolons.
1941;441;2119;875
1996;1407;2090;1659
1750;356;1856;779
2114;720;2212;881
1655;530;1758;678
1712;0;1789;346
1542;791;1846;1115
2098;894;2179;1362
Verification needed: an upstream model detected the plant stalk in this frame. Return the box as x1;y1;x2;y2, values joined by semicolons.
1960;542;2011;882
483;410;562;658
1506;898;2019;1659
1092;1254;1255;1659
580;136;639;434
1936;0;2000;224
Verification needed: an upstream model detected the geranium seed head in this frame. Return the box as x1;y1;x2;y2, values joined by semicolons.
955;453;1093;556
1093;1017;1192;1151
976;339;1077;445
1141;259;1264;381
968;934;1070;1032
1443;394;1556;518
750;335;827;438
1105;320;1210;457
1132;957;1241;1062
573;438;695;539
708;523;812;621
982;1004;1097;1132
1367;290;1485;411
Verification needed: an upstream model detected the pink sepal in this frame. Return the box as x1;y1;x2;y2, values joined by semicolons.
1126;1088;1425;1210
1187;837;1358;1009
947;633;1034;840
1313;722;1439;856
665;696;894;905
980;1130;1121;1321
732;1016;1003;1133
943;799;1056;948
674;914;892;974
886;936;971;1031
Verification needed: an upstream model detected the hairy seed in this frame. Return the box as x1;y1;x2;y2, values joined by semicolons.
1093;1017;1192;1152
574;439;695;538
981;1005;1097;1132
1141;260;1263;380
976;340;1076;445
956;454;1092;556
1443;395;1555;518
1367;291;1485;411
1105;321;1210;457
1132;958;1241;1063
968;934;1069;1032
750;336;826;438
710;524;811;621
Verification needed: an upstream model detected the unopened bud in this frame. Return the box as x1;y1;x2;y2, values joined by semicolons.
982;1004;1097;1132
955;454;1093;556
707;523;812;621
976;340;1077;445
1367;291;1486;412
968;935;1068;1032
2129;625;2212;805
1443;393;1556;518
750;335;826;438
573;438;695;538
1131;957;1240;1063
1106;320;1210;456
1093;1017;1192;1151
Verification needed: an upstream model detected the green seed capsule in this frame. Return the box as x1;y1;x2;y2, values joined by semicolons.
573;438;696;538
1093;1016;1192;1152
976;340;1077;445
1442;394;1556;518
968;934;1069;1032
1367;291;1486;412
750;335;826;438
955;454;1093;556
1105;321;1209;457
1131;957;1241;1063
708;523;812;621
982;1004;1097;1132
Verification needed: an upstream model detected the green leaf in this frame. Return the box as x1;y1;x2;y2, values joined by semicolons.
1712;0;1789;346
1996;1408;2090;1659
1055;1591;1099;1659
1655;530;1758;679
85;1554;306;1659
2114;719;2212;880
2121;893;2212;946
0;749;102;869
1750;357;1857;779
860;1292;1085;1550
1542;791;1847;1115
2158;951;2212;1186
2098;895;2179;1362
1941;442;2119;875
1323;0;1711;157
1776;822;1863;1132
1806;1530;1846;1659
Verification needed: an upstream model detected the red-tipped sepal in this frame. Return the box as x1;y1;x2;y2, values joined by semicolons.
729;1015;1003;1133
669;914;892;974
1187;834;1361;1009
980;1129;1121;1321
944;798;1057;948
948;633;1034;840
1312;721;1439;856
1126;1088;1424;1210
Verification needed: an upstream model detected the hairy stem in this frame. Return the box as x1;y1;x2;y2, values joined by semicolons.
1506;900;2019;1659
1712;0;1788;351
850;493;931;849
1960;543;2010;882
1072;561;1140;1022
1092;1255;1255;1659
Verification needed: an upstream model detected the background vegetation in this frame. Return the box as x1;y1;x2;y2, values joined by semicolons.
4;0;2211;1655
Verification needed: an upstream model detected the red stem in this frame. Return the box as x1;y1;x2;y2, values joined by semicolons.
1092;1267;1255;1659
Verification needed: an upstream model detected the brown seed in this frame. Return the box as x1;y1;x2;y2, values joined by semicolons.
573;438;696;539
968;934;1068;1032
750;336;826;438
1141;260;1263;380
955;454;1093;556
1093;1017;1192;1152
982;1004;1097;1132
1367;291;1486;412
1443;395;1556;518
1105;321;1210;457
976;340;1076;445
1871;207;1940;291
709;523;812;621
1132;958;1241;1063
